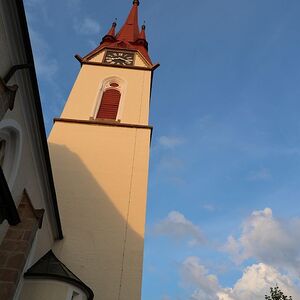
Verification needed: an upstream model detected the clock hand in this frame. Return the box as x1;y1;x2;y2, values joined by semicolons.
108;56;124;61
116;57;128;61
106;55;132;63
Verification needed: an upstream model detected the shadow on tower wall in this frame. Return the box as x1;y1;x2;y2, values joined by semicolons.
48;143;144;300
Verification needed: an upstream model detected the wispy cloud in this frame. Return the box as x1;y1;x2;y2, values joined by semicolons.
25;0;53;26
202;204;216;212
66;0;82;7
29;28;59;80
158;157;184;172
153;135;186;184
247;168;272;181
188;115;300;160
74;17;101;35
158;136;185;149
64;0;102;38
154;211;205;246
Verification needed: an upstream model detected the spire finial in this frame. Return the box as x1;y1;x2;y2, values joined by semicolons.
116;0;140;42
100;19;117;44
136;19;148;50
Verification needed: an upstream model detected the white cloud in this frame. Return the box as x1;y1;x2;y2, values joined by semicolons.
74;17;101;35
223;208;300;274
178;210;300;299
247;168;272;181
225;263;297;300
158;136;185;149
154;211;205;246
180;258;299;300
181;257;220;300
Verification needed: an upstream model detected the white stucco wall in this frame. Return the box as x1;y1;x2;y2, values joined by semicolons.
0;0;59;280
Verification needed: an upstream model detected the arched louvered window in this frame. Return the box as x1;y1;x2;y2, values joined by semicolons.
96;84;121;120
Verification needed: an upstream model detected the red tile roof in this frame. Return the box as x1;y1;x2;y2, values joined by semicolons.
83;0;152;66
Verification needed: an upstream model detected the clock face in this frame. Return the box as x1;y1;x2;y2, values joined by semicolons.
103;51;135;66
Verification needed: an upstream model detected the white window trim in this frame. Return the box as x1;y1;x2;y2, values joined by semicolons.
0;119;22;189
91;76;127;122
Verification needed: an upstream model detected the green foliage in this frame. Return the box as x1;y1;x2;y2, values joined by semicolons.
265;286;292;300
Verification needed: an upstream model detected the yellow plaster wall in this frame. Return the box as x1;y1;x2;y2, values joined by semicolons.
48;121;151;300
89;51;105;63
134;53;149;67
61;63;152;125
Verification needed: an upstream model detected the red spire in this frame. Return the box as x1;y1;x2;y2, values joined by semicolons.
136;24;148;50
107;21;117;37
117;0;140;42
101;21;117;44
83;0;154;66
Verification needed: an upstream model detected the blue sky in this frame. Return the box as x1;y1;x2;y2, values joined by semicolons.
24;0;300;299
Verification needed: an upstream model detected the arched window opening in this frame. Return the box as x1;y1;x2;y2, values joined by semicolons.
96;88;121;120
0;120;22;188
92;77;126;121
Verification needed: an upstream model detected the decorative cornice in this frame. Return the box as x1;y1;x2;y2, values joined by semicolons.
54;117;153;131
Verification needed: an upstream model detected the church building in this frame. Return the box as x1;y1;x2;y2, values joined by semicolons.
0;0;158;299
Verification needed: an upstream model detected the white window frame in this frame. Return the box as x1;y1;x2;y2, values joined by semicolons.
91;76;127;122
0;119;22;189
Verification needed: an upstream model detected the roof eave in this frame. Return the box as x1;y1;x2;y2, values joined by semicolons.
15;0;63;240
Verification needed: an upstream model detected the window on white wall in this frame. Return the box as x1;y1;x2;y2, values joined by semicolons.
0;120;22;188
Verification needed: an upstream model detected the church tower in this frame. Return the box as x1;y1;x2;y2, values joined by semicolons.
48;1;158;299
